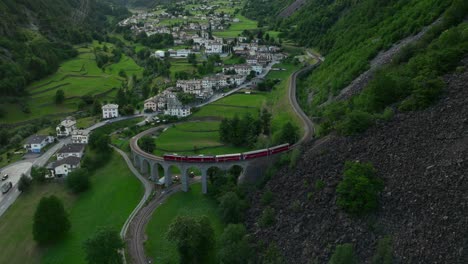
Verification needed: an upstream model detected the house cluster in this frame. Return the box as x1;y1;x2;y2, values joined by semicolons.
119;7;236;40
47;143;86;177
233;43;285;64
144;89;192;118
47;116;92;177
56;117;90;143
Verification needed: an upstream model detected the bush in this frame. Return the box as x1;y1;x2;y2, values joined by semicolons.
336;161;383;215
66;168;90;193
336;110;375;136
18;174;32;192
30;166;48;183
218;191;245;224
372;236;393;264
84;227;124;264
217;224;253;264
329;243;358;264
315;179;325;191
259;207;275;227
261;190;274;205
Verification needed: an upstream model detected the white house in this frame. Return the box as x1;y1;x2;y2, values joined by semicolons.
71;130;89;144
56;117;76;137
164;97;191;117
102;104;119;119
57;144;85;161
144;97;158;112
251;64;263;75
176;49;192;57
24;135;54;153
206;41;223;54
50;156;81;177
154;50;165;58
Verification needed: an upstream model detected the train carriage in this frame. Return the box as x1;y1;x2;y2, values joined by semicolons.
163;154;186;162
186;155;216;162
268;143;290;155
242;149;269;160
215;153;242;162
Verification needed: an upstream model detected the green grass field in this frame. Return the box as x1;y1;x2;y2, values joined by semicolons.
0;152;143;264
154;121;248;156
213;14;258;38
263;63;303;137
193;93;267;119
0;41;143;124
144;183;223;264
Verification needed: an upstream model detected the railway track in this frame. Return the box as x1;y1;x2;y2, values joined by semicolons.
124;63;318;263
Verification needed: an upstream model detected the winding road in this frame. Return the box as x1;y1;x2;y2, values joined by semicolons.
122;60;319;263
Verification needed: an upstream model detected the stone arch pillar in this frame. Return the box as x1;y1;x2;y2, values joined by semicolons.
181;166;189;192
201;168;208;194
150;162;159;181
140;158;150;174
133;153;141;169
163;165;172;187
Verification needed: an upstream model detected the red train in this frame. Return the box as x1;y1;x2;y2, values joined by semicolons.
163;143;290;163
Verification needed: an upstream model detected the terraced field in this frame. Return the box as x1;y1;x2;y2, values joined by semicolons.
0;41;143;124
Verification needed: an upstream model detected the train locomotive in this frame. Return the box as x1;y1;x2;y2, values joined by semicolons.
163;143;290;163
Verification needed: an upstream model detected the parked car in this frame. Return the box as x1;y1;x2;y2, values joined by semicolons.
1;181;12;194
1;174;8;181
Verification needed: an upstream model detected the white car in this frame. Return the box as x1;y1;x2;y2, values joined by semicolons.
1;174;8;181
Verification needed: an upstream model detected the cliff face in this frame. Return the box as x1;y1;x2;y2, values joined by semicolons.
246;61;468;263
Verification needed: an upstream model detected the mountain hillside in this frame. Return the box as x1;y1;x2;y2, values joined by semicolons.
246;58;468;263
0;0;129;97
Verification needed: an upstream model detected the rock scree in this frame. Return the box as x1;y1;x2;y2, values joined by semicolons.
246;66;468;263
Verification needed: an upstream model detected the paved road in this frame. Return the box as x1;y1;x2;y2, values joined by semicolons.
0;114;143;218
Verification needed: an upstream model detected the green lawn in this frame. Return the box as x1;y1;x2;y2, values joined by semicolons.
192;93;267;119
154;121;248;156
0;41;143;125
75;116;99;129
144;184;223;264
213;14;258;38
0;152;143;264
263;63;304;138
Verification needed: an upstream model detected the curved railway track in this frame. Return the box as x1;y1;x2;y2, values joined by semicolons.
125;63;318;263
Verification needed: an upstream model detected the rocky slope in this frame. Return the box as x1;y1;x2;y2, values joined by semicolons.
246;62;468;263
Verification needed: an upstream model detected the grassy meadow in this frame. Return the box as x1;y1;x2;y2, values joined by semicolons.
0;152;143;264
144;184;223;264
0;41;143;124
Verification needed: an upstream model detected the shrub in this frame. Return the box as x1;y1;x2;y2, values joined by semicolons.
372;236;393;264
329;243;358;264
336;161;383;215
30;166;48;183
66;168;90;193
259;207;275;227
18;174;32;192
84;227;124;264
336;110;375;136
261;190;274;205
315;179;325;191
217;224;253;264
218;191;245;224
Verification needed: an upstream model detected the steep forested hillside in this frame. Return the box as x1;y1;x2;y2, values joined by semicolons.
242;0;293;25
0;0;129;96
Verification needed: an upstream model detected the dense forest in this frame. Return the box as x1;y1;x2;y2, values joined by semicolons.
0;0;129;97
254;0;467;136
242;0;293;26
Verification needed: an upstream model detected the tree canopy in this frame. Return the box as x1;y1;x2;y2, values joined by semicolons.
33;195;71;245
